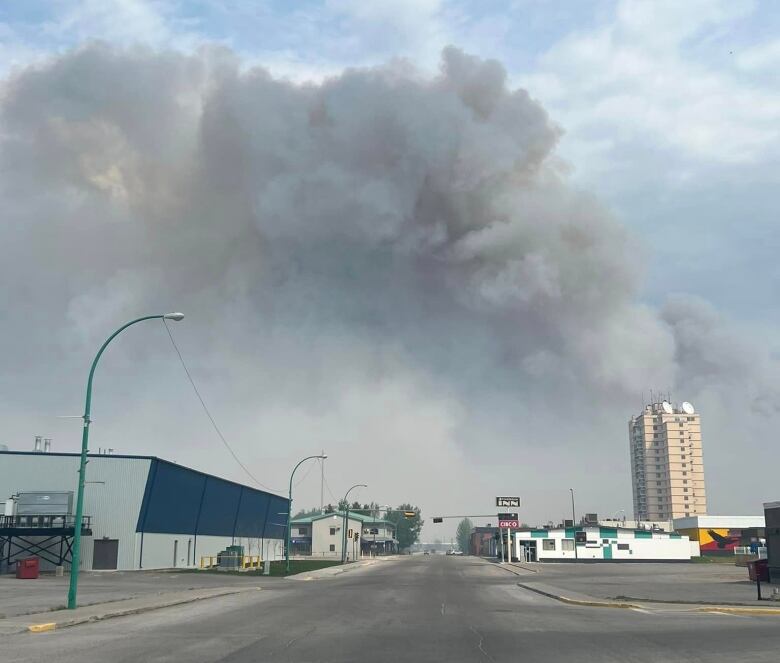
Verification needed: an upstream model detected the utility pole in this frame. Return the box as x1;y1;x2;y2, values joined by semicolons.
67;312;184;610
320;450;325;514
570;488;578;561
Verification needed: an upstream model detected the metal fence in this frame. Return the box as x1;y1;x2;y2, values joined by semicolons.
734;546;767;558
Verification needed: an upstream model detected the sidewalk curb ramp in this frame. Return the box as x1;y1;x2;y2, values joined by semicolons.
4;587;255;636
516;583;642;610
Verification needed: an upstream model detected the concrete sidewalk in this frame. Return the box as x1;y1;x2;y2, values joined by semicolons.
0;569;283;619
0;586;260;636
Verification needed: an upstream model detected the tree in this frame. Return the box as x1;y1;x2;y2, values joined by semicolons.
292;507;320;519
384;504;423;550
456;518;473;553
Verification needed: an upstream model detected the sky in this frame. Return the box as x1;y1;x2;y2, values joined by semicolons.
1;0;779;541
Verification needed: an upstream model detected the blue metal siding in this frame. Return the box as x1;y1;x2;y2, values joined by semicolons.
264;496;290;540
135;459;287;538
197;478;242;536
234;488;270;538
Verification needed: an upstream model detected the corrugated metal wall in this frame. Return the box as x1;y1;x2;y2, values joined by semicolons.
1;452;289;571
0;452;150;570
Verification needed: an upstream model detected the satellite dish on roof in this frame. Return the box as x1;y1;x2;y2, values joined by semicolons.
661;401;673;414
681;401;695;414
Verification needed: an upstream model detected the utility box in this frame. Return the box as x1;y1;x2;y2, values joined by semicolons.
748;559;769;582
16;556;40;579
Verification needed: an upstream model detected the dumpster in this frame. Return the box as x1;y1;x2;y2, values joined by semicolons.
16;556;40;579
747;558;769;582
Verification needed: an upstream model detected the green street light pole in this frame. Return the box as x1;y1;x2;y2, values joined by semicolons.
67;313;184;610
341;483;367;564
286;454;327;574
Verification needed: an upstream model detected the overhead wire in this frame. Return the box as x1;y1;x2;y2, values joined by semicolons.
162;319;284;494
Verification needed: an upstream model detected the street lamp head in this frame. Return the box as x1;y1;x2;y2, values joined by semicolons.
319;454;328;459
163;312;185;321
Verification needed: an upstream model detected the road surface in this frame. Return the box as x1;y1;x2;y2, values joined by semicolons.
5;555;780;662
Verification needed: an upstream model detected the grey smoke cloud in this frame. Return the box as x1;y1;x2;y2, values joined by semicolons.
1;44;777;523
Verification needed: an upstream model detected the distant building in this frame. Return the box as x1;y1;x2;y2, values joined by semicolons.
673;515;765;556
514;526;695;562
469;526;497;556
289;512;397;559
629;399;707;521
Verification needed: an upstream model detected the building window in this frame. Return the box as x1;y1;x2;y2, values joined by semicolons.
683;488;688;493
684;496;689;501
330;527;337;536
329;544;336;552
682;471;687;476
617;544;630;551
542;539;556;551
683;480;688;484
298;528;307;535
561;539;574;551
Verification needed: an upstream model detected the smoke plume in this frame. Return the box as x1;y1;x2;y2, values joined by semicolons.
1;44;777;521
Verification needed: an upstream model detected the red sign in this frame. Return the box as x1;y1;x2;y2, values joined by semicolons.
498;520;518;528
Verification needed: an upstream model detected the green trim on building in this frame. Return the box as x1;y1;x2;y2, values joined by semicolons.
565;528;576;539
634;530;652;539
531;530;548;538
599;527;618;539
670;533;681;539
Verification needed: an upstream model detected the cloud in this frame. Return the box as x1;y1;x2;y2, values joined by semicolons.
522;0;780;170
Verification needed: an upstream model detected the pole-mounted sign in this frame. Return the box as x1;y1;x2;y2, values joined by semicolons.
496;497;521;508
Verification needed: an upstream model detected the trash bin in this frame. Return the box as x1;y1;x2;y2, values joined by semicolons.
16;556;40;579
748;559;769;582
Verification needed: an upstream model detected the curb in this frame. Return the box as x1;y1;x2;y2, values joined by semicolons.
20;587;252;635
517;583;780;616
695;606;780;616
516;583;641;610
289;560;379;581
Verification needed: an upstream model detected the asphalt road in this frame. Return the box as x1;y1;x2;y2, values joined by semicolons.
5;555;780;662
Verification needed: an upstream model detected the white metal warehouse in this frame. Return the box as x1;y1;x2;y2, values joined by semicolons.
0;450;289;572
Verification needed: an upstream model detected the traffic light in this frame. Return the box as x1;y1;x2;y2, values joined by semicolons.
433;517;443;523
403;511;416;518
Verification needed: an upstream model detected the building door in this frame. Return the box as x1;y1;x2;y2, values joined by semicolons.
93;539;119;570
603;544;613;560
173;540;178;568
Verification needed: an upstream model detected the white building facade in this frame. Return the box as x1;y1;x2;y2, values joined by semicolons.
290;512;397;559
514;526;696;562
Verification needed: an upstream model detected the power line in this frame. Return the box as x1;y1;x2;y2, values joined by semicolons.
162;319;283;494
322;473;341;505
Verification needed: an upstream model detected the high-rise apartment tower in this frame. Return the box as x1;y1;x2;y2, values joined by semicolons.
629;400;707;521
